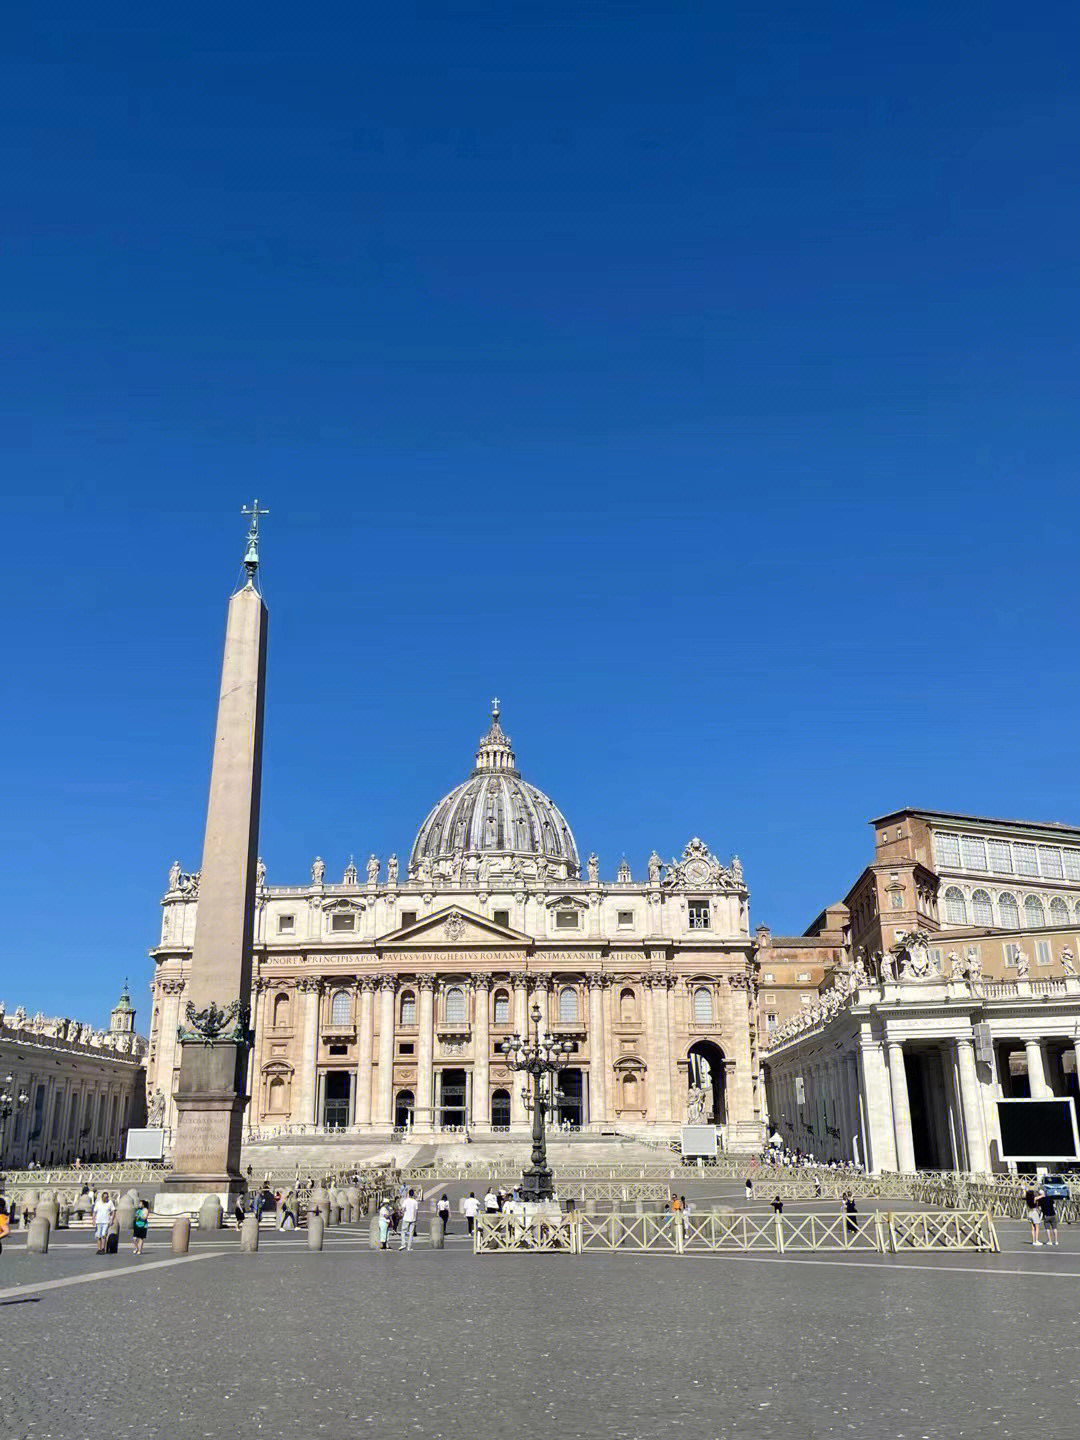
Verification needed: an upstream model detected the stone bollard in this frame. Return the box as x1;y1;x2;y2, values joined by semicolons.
607;1213;621;1248
584;1198;598;1217
345;1187;361;1223
22;1189;39;1218
40;1188;57;1203
366;1196;377;1216
198;1196;223;1231
368;1214;381;1248
58;1203;71;1229
241;1215;260;1253
430;1214;445;1250
634;1198;645;1216
172;1217;191;1254
36;1198;60;1231
115;1198;136;1235
307;1215;324;1251
323;1202;335;1228
27;1216;50;1254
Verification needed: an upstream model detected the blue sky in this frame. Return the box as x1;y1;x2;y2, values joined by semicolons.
3;3;1080;1024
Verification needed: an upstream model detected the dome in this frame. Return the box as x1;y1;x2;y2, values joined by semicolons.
409;702;581;882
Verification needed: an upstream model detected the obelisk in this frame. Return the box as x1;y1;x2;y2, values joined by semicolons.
159;503;269;1212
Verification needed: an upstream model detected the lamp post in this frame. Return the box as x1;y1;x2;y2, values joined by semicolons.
0;1074;29;1167
499;1000;574;1202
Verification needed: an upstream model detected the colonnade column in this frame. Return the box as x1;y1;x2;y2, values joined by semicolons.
296;978;321;1127
355;978;376;1127
511;978;529;1126
588;977;607;1125
1025;1039;1051;1098
886;1039;917;1173
155;977;186;1132
473;975;491;1126
376;978;396;1125
955;1036;990;1173
858;1038;898;1173
417;975;436;1130
649;974;674;1123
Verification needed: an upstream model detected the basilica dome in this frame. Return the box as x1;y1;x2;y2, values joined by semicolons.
409;703;581;881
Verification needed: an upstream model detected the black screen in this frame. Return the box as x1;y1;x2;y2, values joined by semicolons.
997;1099;1079;1160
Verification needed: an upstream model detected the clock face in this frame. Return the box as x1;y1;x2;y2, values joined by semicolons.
685;860;710;885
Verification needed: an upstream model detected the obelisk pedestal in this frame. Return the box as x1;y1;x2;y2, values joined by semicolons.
157;510;269;1215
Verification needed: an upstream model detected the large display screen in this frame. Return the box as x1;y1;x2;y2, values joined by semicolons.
996;1098;1079;1162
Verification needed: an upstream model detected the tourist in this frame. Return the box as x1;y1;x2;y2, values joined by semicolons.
771;1196;783;1214
92;1190;116;1254
377;1199;393;1248
1025;1184;1043;1245
1038;1188;1059;1247
813;1177;822;1198
132;1198;149;1255
463;1193;480;1233
744;1178;754;1202
0;1195;9;1255
235;1197;246;1229
399;1189;420;1251
483;1187;499;1216
670;1194;685;1213
436;1194;451;1234
841;1192;857;1237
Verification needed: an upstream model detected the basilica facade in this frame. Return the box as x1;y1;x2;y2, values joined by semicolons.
146;706;766;1148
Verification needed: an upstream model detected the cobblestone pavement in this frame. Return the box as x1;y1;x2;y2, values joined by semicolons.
1;1217;1078;1440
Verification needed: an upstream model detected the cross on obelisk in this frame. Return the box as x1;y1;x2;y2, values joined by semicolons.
159;507;270;1215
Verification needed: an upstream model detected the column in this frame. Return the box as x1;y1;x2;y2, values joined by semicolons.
652;975;674;1123
727;977;756;1143
534;977;551;1040
355;979;376;1127
1025;1039;1051;1098
886;1039;917;1174
511;979;529;1125
642;978;659;1120
155;978;186;1131
417;975;436;1130
376;978;396;1125
296;979;321;1127
588;978;607;1125
844;1053;861;1164
858;1038;897;1172
955;1036;990;1172
473;976;491;1127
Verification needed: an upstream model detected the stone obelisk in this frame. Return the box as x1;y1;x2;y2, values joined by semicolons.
159;503;269;1211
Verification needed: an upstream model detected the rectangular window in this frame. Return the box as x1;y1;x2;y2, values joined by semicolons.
1063;849;1080;882
960;836;987;871
1003;942;1021;968
398;1041;415;1055
617;910;634;928
400;911;417;928
1038;846;1063;880
934;833;961;868
330;913;355;932
762;972;775;983
1036;940;1052;966
277;914;295;934
930;948;943;972
797;971;811;983
493;909;510;928
1014;843;1038;877
555;909;579;930
764;993;776;1004
987;839;1013;874
687;902;711;930
328;1043;348;1056
800;995;812;1006
766;1012;778;1028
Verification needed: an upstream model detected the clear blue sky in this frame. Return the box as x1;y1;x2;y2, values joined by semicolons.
4;3;1080;1025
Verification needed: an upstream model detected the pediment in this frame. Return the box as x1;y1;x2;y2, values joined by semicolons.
382;905;531;949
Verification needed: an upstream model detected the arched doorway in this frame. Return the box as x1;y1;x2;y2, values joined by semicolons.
394;1089;415;1130
491;1088;511;1129
687;1040;727;1124
555;1069;584;1129
438;1068;467;1128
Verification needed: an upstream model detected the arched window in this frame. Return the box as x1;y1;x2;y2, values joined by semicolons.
619;988;637;1024
559;987;578;1024
1024;895;1045;928
998;892;1020;928
394;1090;414;1129
971;890;994;927
272;993;291;1028
267;1076;286;1113
493;989;510;1025
1049;897;1069;925
445;986;466;1024
400;991;417;1026
1074;900;1080;925
943;887;967;925
693;987;713;1025
491;1089;511;1128
330;990;351;1026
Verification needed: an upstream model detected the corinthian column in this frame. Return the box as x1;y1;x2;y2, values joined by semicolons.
355;978;376;1127
588;977;606;1125
511;978;529;1126
417;975;436;1130
886;1038;917;1173
155;977;186;1132
295;979;321;1128
472;976;491;1126
376;978;396;1126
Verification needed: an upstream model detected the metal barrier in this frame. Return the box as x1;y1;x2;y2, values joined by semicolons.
475;1209;999;1255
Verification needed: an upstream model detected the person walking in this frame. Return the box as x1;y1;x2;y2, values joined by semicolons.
0;1195;9;1256
399;1189;420;1251
1038;1188;1059;1247
744;1178;754;1202
1025;1185;1043;1245
377;1199;393;1249
841;1192;858;1237
771;1196;784;1214
463;1193;480;1234
483;1187;499;1217
436;1193;451;1234
132;1198;150;1255
92;1191;116;1254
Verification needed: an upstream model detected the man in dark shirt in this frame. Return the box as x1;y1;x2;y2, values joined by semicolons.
1038;1189;1059;1247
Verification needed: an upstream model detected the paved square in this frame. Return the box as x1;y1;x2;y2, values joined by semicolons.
1;1213;1078;1440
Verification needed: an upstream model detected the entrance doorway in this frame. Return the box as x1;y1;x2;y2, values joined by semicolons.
323;1071;351;1129
491;1089;511;1129
394;1089;415;1129
687;1041;727;1124
555;1069;584;1128
439;1068;468;1128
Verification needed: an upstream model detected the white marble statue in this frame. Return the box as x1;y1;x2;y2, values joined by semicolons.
1063;947;1075;976
367;854;380;884
587;853;599;883
312;856;325;885
386;854;399;886
1015;949;1030;978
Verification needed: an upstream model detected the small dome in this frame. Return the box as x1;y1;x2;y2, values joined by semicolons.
409;702;580;881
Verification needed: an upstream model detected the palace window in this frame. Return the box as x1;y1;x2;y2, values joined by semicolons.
998;892;1020;928
960;836;987;871
1024;895;1045;928
1004;943;1021;968
988;839;1013;874
330;990;351;1027
1036;940;1052;966
1014;843;1038;877
1063;849;1080;882
555;909;580;930
943;887;967;925
445;987;466;1025
277;914;295;934
330;912;355;932
494;909;510;928
796;971;810;983
687;902;711;930
400;991;417;1026
801;995;812;1006
398;1041;415;1056
762;972;775;983
559;987;579;1024
1050;897;1070;925
617;910;634;929
1038;846;1064;880
693;988;713;1025
972;890;994;927
493;989;510;1025
934;833;961;868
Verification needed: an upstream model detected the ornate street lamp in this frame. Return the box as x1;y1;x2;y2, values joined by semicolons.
499;1000;574;1202
0;1074;29;1165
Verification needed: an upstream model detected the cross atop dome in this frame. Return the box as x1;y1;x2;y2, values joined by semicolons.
476;698;516;773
